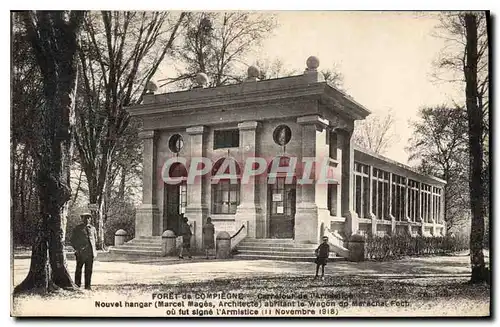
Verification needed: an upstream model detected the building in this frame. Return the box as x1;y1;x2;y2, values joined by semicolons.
121;56;446;257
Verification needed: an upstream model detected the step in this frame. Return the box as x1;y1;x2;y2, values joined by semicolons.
241;238;296;243
126;240;163;246
236;248;337;257
234;254;346;262
118;244;163;250
235;250;320;257
108;247;163;256
236;246;318;253
238;241;316;248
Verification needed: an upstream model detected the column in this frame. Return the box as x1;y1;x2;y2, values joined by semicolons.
184;125;208;250
296;115;328;243
369;166;377;236
404;178;411;234
430;187;435;235
389;173;396;235
418;183;424;235
439;187;446;236
235;121;261;238
136;130;160;237
338;127;359;238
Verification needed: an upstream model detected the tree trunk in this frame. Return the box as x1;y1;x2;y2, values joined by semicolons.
464;13;488;284
14;11;84;294
118;165;126;201
87;179;106;250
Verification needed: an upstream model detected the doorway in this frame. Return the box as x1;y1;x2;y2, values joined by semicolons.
163;162;187;235
268;177;296;238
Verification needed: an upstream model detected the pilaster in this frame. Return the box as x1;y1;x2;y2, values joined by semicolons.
184;125;208;250
235;121;261;238
136;130;160;236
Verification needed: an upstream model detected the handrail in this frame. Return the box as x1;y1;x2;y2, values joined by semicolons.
230;224;246;240
323;227;350;259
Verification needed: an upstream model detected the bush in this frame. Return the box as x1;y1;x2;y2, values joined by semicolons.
364;233;469;261
104;200;136;246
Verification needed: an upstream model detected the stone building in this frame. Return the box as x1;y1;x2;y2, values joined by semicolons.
117;56;446;258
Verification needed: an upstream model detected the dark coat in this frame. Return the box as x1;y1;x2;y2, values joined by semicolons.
202;222;215;249
315;243;330;258
71;223;97;260
315;242;330;265
180;221;192;237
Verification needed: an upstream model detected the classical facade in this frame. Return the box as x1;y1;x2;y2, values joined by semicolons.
125;56;446;252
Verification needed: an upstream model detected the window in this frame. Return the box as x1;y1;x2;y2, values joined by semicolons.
214;129;239;149
212;181;240;214
391;175;406;221
371;168;389;220
354;162;370;218
432;187;442;223
328;130;338;160
211;158;241;214
407;180;420;222
327;184;338;216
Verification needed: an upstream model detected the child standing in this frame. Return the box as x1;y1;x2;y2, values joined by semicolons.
314;236;330;279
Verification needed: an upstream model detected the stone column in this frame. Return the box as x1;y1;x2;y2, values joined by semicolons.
295;115;328;244
332;118;358;238
404;178;411;234
136;130;160;237
369;165;377;236
439;187;446;235
430;187;435;235
418;183;424;235
389;173;396;235
235;121;261;238
184;126;208;250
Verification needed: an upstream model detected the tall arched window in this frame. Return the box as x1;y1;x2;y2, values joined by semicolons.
211;158;241;214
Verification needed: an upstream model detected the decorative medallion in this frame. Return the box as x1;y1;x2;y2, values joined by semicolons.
273;125;292;146
168;134;184;153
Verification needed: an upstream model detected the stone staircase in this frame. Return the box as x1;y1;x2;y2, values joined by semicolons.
234;238;346;262
108;236;163;256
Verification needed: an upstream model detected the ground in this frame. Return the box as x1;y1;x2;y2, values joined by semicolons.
11;251;490;317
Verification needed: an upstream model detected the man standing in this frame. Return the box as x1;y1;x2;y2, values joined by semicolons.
71;213;97;290
202;217;215;259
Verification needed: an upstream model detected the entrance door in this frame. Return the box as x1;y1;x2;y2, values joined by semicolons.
268;177;296;238
164;183;186;236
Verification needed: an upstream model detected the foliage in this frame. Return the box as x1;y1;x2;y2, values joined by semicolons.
161;13;276;88
407;105;469;231
74;11;186;249
353;110;399;155
364;233;469;261
104;198;136;245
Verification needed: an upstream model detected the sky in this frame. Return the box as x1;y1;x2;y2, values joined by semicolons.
159;11;464;165
256;11;464;164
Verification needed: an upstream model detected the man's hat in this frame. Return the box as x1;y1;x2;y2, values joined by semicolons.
80;212;92;217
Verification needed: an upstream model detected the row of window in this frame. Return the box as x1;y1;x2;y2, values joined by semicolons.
353;163;443;223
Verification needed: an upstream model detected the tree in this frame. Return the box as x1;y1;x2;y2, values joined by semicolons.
74;11;186;249
352;110;398;155
253;57;345;90
464;12;488;283
407;105;469;232
14;10;85;293
11;14;44;246
433;11;489;283
160;13;276;88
